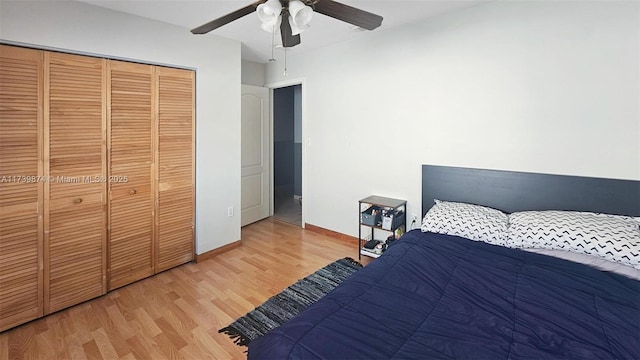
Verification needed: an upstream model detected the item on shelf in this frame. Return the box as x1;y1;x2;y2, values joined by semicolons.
380;209;407;230
361;206;382;227
386;234;397;246
374;243;384;254
363;239;381;250
381;209;393;230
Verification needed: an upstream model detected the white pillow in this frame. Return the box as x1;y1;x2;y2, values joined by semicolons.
508;211;640;269
421;200;509;246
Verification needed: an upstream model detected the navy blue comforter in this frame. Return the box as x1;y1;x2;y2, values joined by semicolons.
248;230;640;359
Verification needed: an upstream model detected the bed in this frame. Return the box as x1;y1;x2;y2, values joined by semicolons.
248;165;640;359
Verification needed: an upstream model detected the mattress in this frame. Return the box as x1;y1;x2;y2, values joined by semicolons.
248;230;640;359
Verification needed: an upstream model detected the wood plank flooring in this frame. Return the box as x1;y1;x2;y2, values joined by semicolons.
0;218;368;359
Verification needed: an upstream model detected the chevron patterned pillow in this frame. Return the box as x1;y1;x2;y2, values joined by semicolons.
508;211;640;269
421;200;509;246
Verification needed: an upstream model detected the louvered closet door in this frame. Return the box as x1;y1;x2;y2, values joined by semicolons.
156;67;194;272
108;61;154;289
45;52;106;313
0;46;43;331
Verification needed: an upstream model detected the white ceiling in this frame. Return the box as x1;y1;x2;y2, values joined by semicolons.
76;0;490;63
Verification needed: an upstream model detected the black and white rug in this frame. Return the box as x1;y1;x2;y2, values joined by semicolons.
219;257;363;346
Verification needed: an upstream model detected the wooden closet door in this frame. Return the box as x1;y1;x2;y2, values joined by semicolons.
108;61;154;289
0;45;44;331
45;52;107;313
156;67;194;272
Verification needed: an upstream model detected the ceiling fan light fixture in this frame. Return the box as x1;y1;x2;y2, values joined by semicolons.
289;19;309;36
289;0;313;28
257;0;282;28
257;0;313;35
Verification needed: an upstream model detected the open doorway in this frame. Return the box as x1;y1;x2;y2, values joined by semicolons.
272;84;302;226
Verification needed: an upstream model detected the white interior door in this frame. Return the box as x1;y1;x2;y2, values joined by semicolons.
241;85;270;226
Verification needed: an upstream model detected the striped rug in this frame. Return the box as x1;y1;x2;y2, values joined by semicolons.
219;257;363;346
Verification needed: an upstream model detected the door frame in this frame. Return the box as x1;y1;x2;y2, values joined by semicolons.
264;77;306;228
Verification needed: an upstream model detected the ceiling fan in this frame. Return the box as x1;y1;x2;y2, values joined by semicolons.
191;0;383;48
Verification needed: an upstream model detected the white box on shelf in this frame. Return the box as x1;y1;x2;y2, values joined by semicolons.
381;215;393;230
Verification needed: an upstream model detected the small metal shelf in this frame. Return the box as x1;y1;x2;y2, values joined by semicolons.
358;195;407;260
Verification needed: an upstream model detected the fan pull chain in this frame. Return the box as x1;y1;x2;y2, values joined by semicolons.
284;47;288;76
269;25;276;62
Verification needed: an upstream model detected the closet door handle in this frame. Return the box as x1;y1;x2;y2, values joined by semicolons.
73;198;83;204
129;189;137;195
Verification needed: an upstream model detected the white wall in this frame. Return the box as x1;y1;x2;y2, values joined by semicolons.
265;0;640;236
1;0;242;254
242;59;265;86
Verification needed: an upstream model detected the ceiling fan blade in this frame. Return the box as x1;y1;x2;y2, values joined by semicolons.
191;0;267;34
313;0;383;31
280;11;302;48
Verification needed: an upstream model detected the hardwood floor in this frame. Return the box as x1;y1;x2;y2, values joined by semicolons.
0;218;367;360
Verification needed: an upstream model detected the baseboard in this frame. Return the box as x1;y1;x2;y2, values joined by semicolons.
304;223;357;243
195;240;242;263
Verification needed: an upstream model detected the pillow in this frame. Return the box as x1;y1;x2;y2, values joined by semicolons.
523;248;640;280
508;211;640;269
421;200;509;246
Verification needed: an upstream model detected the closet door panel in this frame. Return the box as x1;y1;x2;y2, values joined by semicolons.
47;193;103;309
0;45;43;331
108;61;154;289
46;52;106;313
156;67;194;272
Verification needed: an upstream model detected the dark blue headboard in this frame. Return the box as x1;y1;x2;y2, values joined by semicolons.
422;165;640;217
